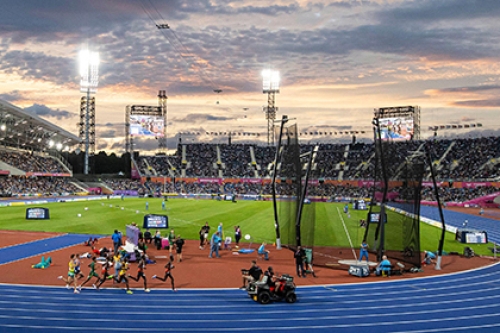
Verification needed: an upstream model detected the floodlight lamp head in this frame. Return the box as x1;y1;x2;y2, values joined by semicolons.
79;49;100;94
262;69;280;93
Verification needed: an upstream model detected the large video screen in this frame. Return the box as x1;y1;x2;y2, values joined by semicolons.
143;214;169;229
368;212;386;223
26;207;50;220
130;115;164;137
379;116;414;140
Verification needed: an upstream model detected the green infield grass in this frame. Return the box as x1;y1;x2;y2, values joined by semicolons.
0;197;494;256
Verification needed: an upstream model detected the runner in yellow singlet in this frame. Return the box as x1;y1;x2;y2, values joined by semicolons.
113;257;133;294
57;254;79;294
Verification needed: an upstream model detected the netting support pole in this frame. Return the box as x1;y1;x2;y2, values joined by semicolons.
295;146;318;247
373;120;389;262
425;143;445;270
271;115;289;250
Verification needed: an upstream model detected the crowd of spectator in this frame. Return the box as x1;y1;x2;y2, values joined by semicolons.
219;144;254;177
420;186;499;203
2;135;498;202
254;145;276;177
100;178;498;204
0;150;66;173
103;179;145;191
0;174;494;203
138;155;183;177
185;144;219;177
0;176;80;196
439;137;500;180
135;136;500;181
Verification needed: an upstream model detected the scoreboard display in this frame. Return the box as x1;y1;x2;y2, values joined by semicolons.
369;212;380;223
368;212;386;223
143;214;169;229
26;207;50;220
456;229;488;244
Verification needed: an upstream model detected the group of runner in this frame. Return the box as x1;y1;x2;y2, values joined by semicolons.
58;250;177;294
55;222;255;294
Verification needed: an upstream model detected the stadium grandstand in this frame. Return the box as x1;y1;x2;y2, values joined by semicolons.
122;137;500;209
0;99;82;196
133;139;500;182
1;97;499;207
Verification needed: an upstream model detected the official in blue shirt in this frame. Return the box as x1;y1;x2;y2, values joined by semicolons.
112;230;122;255
359;240;369;262
423;251;436;265
217;223;223;238
376;255;391;277
209;232;221;258
258;242;269;260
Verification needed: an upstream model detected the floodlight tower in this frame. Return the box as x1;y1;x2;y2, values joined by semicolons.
158;90;168;153
262;69;280;146
79;49;99;175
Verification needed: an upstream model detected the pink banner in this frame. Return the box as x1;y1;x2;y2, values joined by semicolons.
422;181;445;187
374;191;399;201
87;187;102;195
358;180;385;187
420;201;465;207
198;178;222;184
460;182;492;188
0;170;9;175
131;161;140;180
463;192;500;208
302;179;319;185
240;178;262;184
26;172;71;177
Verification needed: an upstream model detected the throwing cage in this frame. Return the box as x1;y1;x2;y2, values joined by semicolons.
364;120;425;268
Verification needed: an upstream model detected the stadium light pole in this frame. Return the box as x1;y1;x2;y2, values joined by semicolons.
79;49;99;175
262;69;280;146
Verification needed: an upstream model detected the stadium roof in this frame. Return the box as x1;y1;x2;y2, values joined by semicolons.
0;99;80;151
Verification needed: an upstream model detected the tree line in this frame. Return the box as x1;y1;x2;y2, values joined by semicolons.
66;151;131;176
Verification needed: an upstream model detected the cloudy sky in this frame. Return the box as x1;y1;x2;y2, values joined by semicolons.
1;0;500;153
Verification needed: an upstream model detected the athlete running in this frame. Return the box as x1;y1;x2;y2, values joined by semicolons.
152;255;177;291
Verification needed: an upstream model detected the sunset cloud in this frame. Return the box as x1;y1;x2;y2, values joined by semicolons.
0;0;499;152
23;104;75;120
452;99;500;108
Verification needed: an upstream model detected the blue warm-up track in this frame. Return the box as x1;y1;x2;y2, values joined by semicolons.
0;233;102;266
0;263;499;333
390;204;500;244
419;206;500;244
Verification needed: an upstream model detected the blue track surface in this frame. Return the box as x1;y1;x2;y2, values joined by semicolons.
391;204;500;244
0;234;101;265
1;204;500;332
0;263;499;332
